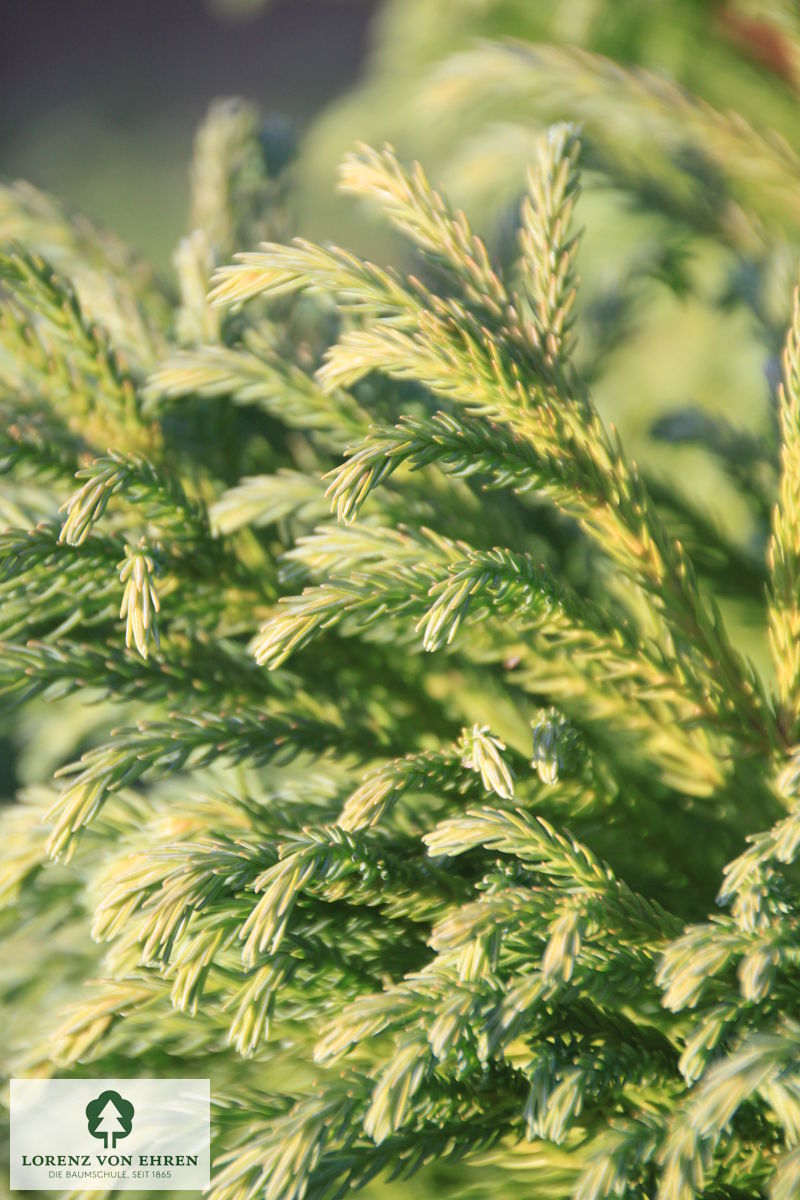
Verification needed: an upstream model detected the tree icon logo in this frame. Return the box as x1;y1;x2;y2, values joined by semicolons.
85;1090;135;1149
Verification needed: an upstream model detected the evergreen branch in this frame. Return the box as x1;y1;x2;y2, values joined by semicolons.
118;544;161;659
189;97;270;260
209;1087;364;1200
209;239;426;325
210;471;327;536
657;919;749;1013
0;518;275;652
425;806;681;942
317;294;770;751
42;978;161;1068
210;1073;522;1200
262;525;731;795
238;825;463;967
514;122;582;367
712;751;800;933
337;731;514;832
458;723;515;800
423;41;800;247
315;885;676;1151
0;789;54;908
326;411;540;523
58;450;209;547
315;308;526;405
339;142;509;321
0;635;269;710
656;1029;800;1200
253;531;570;669
46;709;350;860
0;522;125;639
0;523;199;658
174;228;223;346
424;805;611;885
531;706;579;785
418;544;563;652
772;1144;800;1200
769;281;800;739
146;337;368;446
0;246;141;429
0;178;170;364
0;402;82;482
0;520;122;581
176;98;292;345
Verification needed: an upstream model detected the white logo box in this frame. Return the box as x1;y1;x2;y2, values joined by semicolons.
10;1078;210;1191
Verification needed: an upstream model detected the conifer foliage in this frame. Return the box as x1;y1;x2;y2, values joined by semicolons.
4;44;800;1200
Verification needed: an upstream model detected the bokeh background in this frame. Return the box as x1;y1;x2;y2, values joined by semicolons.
0;0;378;266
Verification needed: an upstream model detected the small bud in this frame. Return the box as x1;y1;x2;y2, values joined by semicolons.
118;543;161;660
531;707;577;784
459;724;514;799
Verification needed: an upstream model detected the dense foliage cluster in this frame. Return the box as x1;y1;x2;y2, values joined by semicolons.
6;7;800;1199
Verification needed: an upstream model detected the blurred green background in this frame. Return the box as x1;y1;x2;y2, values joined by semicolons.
0;0;379;266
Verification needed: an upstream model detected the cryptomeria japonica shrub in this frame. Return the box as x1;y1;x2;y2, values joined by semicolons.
5;17;800;1198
